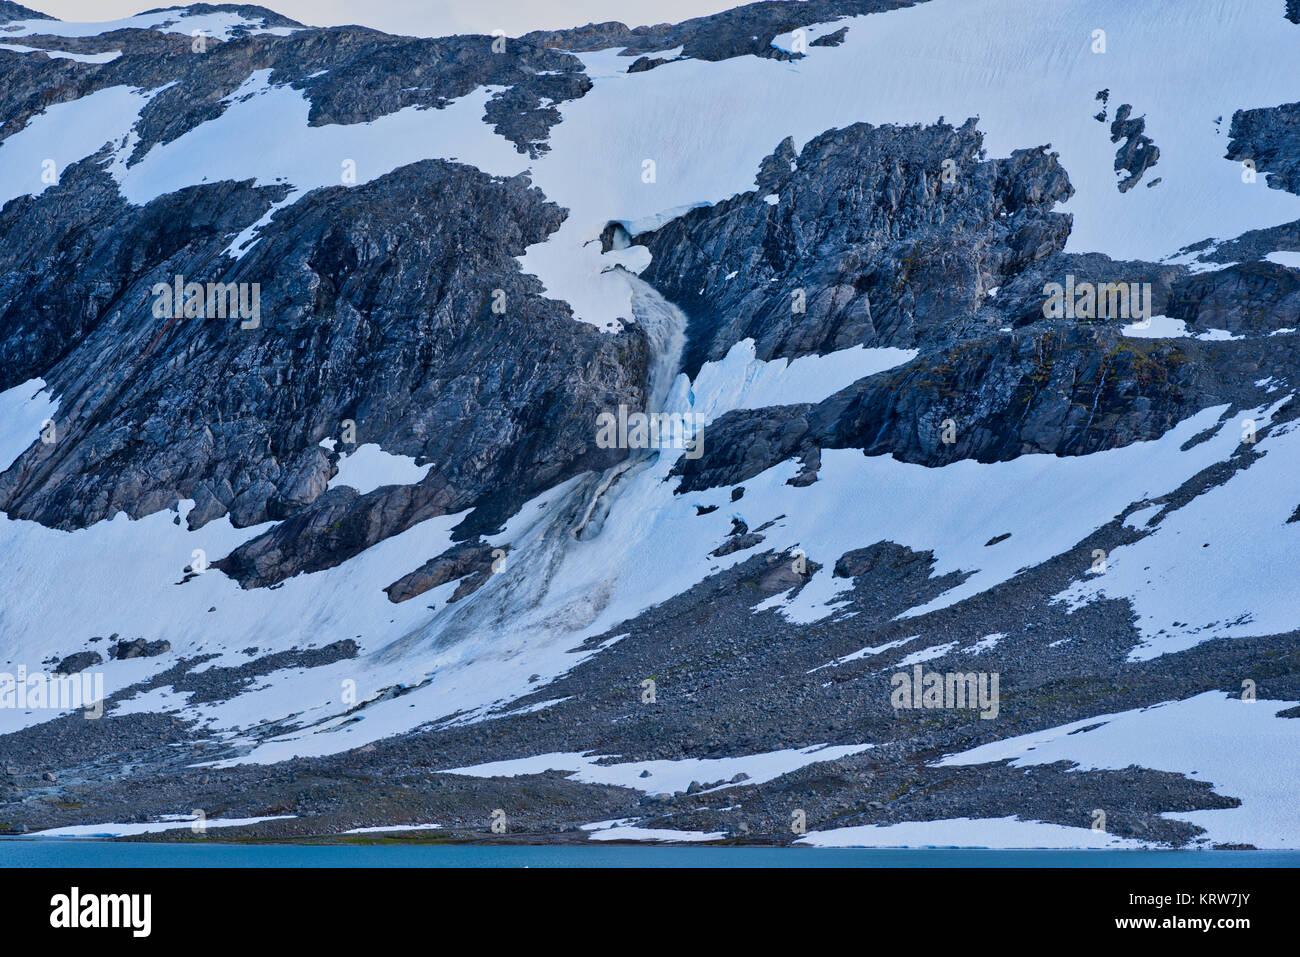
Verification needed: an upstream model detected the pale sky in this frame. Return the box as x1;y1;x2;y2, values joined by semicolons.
27;0;748;36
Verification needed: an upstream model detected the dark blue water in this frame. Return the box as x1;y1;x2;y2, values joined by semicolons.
2;840;1296;867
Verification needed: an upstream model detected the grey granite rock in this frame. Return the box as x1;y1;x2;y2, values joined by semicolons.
635;119;1073;377
1227;100;1300;195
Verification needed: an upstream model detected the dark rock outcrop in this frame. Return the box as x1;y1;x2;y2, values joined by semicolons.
673;329;1292;492
627;55;677;73
811;26;850;46
1165;261;1300;337
0;1;45;20
636;118;1073;377
54;652;102;675
523;1;917;68
110;638;171;660
833;541;935;579
384;542;502;604
989;251;1184;329
711;532;765;557
0;156;648;588
0;17;590;160
1227;100;1300;195
1109;104;1160;192
1191;218;1300;265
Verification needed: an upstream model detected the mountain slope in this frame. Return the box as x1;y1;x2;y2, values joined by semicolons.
0;0;1298;849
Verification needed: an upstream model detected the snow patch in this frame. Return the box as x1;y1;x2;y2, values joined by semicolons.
109;70;525;255
1265;251;1300;269
0;85;153;207
442;743;873;794
896;641;959;667
1122;315;1187;338
963;633;1004;655
937;692;1300;849
682;339;916;423
327;444;433;495
0;44;121;63
1055;396;1300;659
0;378;58;474
342;823;442;834
583;819;725;842
810;634;920;671
770;21;848;54
797;816;1151;848
29;814;296;838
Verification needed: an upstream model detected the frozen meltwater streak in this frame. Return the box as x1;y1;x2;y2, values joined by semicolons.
375;273;688;663
631;272;688;417
573;272;689;540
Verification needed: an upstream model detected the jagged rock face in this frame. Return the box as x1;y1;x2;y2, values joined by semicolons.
643;112;1292;495
1109;103;1160;192
0;1;45;19
674;328;1295;494
0;7;604;594
1167;262;1300;337
635;119;1073;377
0;159;285;396
0;20;590;160
524;0;916;66
989;252;1185;325
383;541;502;604
0;158;648;584
1228;100;1300;195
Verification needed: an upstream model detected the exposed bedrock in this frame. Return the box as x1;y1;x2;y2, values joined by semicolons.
672;331;1295;493
624;119;1300;493
1227;99;1300;196
0;16;591;159
634;118;1075;378
383;541;503;605
523;0;918;66
0;159;649;594
1109;103;1160;192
